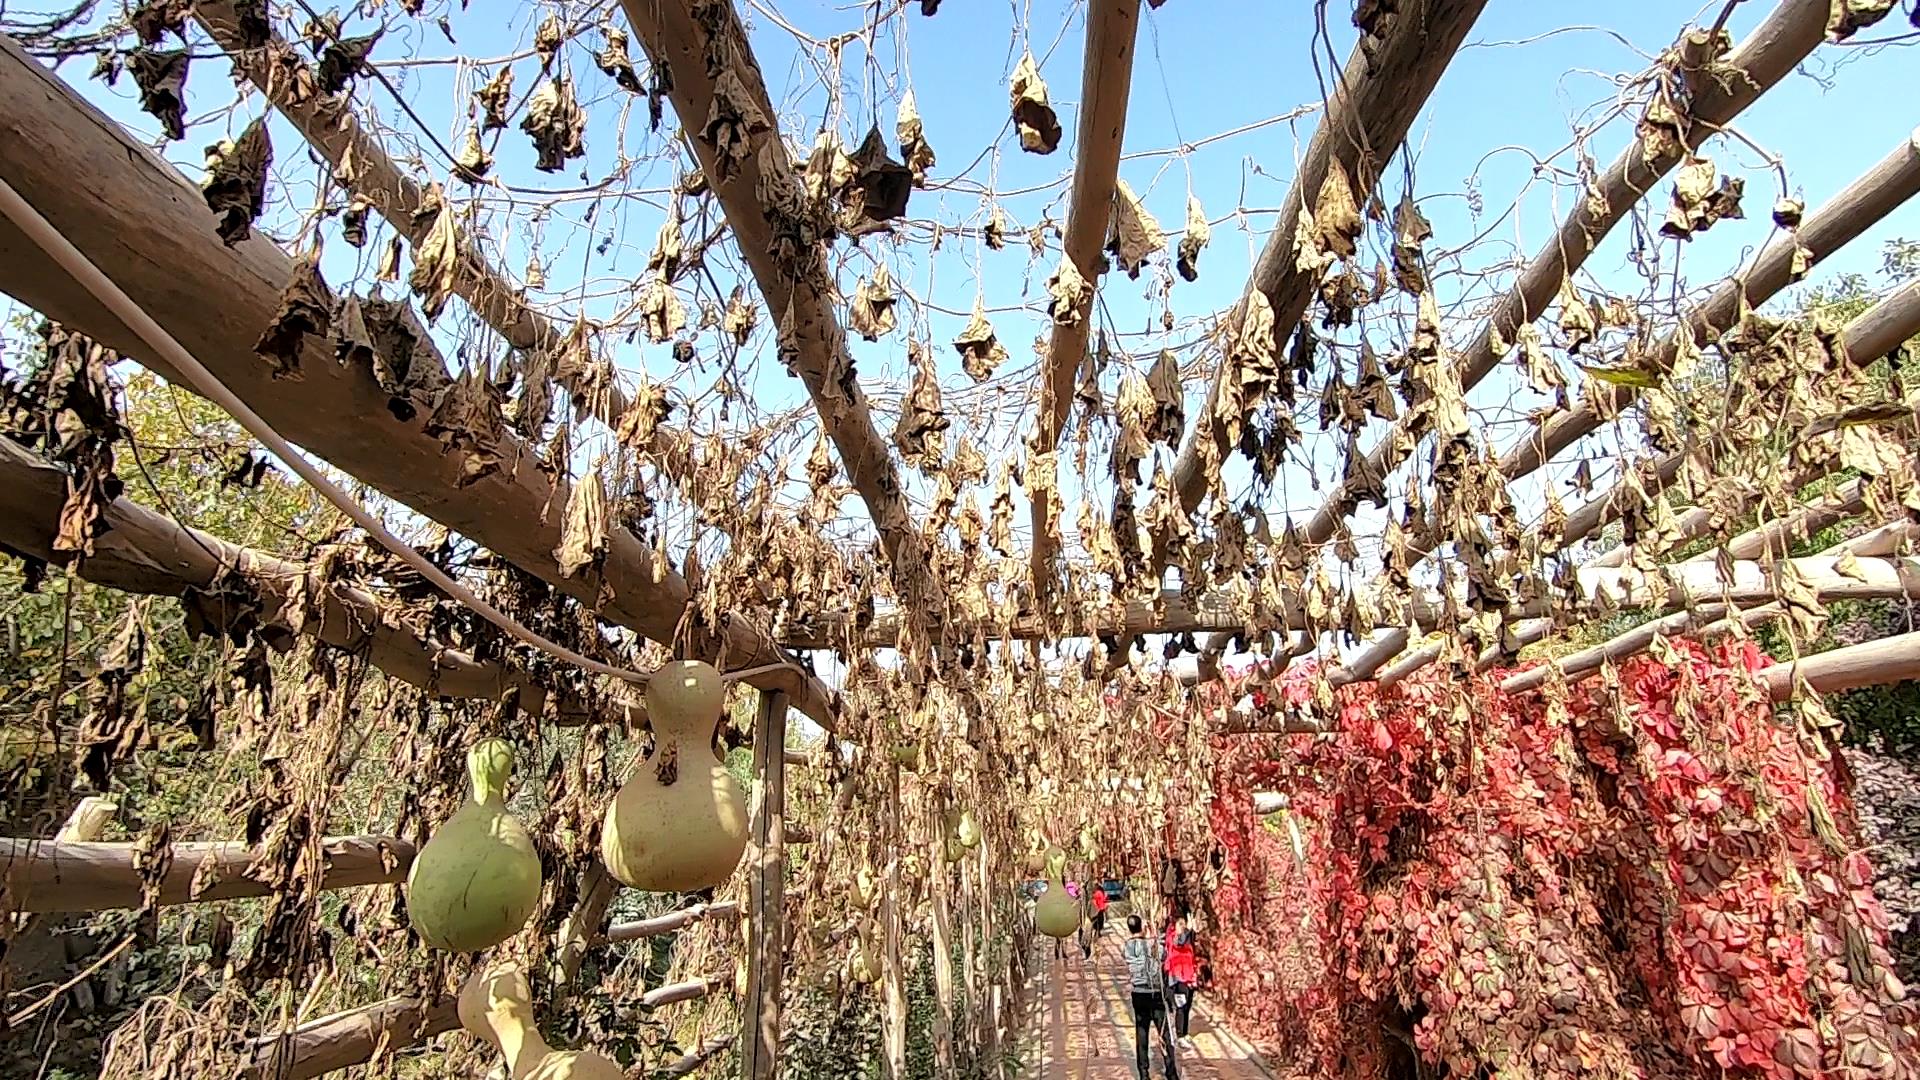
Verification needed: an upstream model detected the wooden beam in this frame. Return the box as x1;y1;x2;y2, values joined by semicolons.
1;835;412;914
0;435;589;718
191;2;700;479
1160;0;1490;529
0;35;834;725
615;0;936;626
741;689;788;1080
1764;630;1920;698
600;900;742;943
1295;0;1832;547
662;1036;737;1077
1027;0;1143;596
245;997;459;1080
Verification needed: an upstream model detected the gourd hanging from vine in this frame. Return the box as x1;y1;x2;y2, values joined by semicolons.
601;660;750;891
1033;846;1081;939
458;963;623;1079
405;738;543;951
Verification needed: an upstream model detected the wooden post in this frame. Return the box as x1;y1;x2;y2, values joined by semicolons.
929;802;956;1076
881;762;908;1080
741;689;788;1080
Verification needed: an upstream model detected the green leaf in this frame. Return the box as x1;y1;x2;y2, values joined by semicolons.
1579;364;1662;389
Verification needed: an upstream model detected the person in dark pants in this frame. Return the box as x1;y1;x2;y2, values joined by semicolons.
1163;913;1199;1046
1122;914;1179;1080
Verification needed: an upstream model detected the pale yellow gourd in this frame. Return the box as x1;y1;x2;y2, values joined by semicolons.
405;738;543;951
458;963;622;1080
600;660;749;891
1033;846;1080;939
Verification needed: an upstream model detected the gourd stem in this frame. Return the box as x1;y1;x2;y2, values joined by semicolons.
468;738;516;806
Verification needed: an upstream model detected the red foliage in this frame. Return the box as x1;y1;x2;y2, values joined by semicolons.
1186;641;1916;1080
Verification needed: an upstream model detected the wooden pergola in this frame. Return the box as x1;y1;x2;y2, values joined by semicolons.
2;0;1919;1076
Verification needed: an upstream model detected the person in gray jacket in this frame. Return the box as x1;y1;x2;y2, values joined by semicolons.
1122;914;1179;1080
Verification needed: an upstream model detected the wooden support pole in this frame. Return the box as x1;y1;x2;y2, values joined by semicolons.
244;997;459;1080
928;798;957;1075
1764;630;1920;699
615;0;937;625
1027;0;1143;596
0;34;834;725
600;900;743;944
554;862;617;985
1;835;412;914
741;689;789;1080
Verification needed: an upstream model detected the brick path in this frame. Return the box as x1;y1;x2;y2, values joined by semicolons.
1035;931;1276;1080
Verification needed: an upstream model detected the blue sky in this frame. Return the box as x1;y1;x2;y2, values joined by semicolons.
11;0;1920;687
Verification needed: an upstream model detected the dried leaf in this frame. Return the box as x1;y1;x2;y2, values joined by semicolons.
318;31;380;95
522;78;588;173
1828;0;1898;40
201;117;273;245
953;301;1009;382
649;212;685;280
126;48;189;141
255;255;330;378
1176;195;1210;282
131;0;191;46
850;265;899;341
1046;255;1090;327
1313;160;1363;259
637;273;686;344
1390;190;1431;294
476;67;515;131
555;465;609;578
407;189;462;320
1108;179;1164;278
897;88;936;186
723;286;758;345
1009;52;1061;155
985;206;1009;250
845;124;915;231
704;69;770;182
454;127;493;182
893;342;950;472
1557;279;1596;354
596;27;642;93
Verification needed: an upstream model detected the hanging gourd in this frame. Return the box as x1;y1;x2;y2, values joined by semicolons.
405;738;542;952
849;924;882;984
601;660;749;891
851;863;878;911
1033;846;1080;939
458;963;623;1079
953;809;981;850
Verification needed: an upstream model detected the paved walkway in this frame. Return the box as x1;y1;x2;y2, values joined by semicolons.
1035;931;1276;1080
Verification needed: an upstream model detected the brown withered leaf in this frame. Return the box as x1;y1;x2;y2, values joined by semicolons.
476;66;515;131
1176;195;1210;282
1391;190;1431;294
984;205;1009;250
1009;51;1061;155
613;383;672;450
317;31;380;96
201;117;273;245
597;27;643;92
1108;179;1164;279
1557;279;1596;354
454;127;493;183
649;213;684;279
1773;196;1806;228
341;195;370;247
1828;0;1898;40
1314;160;1363;259
953;301;1009;382
637;273;686;343
1145;348;1185;446
850;265;899;341
522;78;587;173
893;341;950;472
704;68;770;182
131;0;191;45
846;125;914;231
1046;255;1090;327
723;286;758;345
255;255;330;378
1661;157;1745;240
555;465;609;578
407;188;462;320
534;13;564;63
126;48;189;141
897;88;936;186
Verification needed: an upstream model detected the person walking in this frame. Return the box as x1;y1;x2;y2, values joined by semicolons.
1091;882;1110;937
1123;914;1179;1080
1163;913;1200;1048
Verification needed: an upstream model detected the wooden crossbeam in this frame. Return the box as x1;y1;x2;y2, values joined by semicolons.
1293;0;1832;548
615;0;937;627
0;434;591;718
742;689;789;1079
245;997;459;1080
1;835;412;914
1026;0;1143;597
0;34;834;724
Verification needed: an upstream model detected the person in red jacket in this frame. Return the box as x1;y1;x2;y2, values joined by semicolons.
1163;913;1200;1046
1091;882;1111;936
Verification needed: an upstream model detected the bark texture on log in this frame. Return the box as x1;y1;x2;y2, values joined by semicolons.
1;835;412;914
0;34;832;724
245;997;459;1080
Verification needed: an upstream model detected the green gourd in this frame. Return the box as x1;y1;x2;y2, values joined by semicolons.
405;738;542;951
1033;847;1080;939
601;660;749;891
459;963;623;1079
